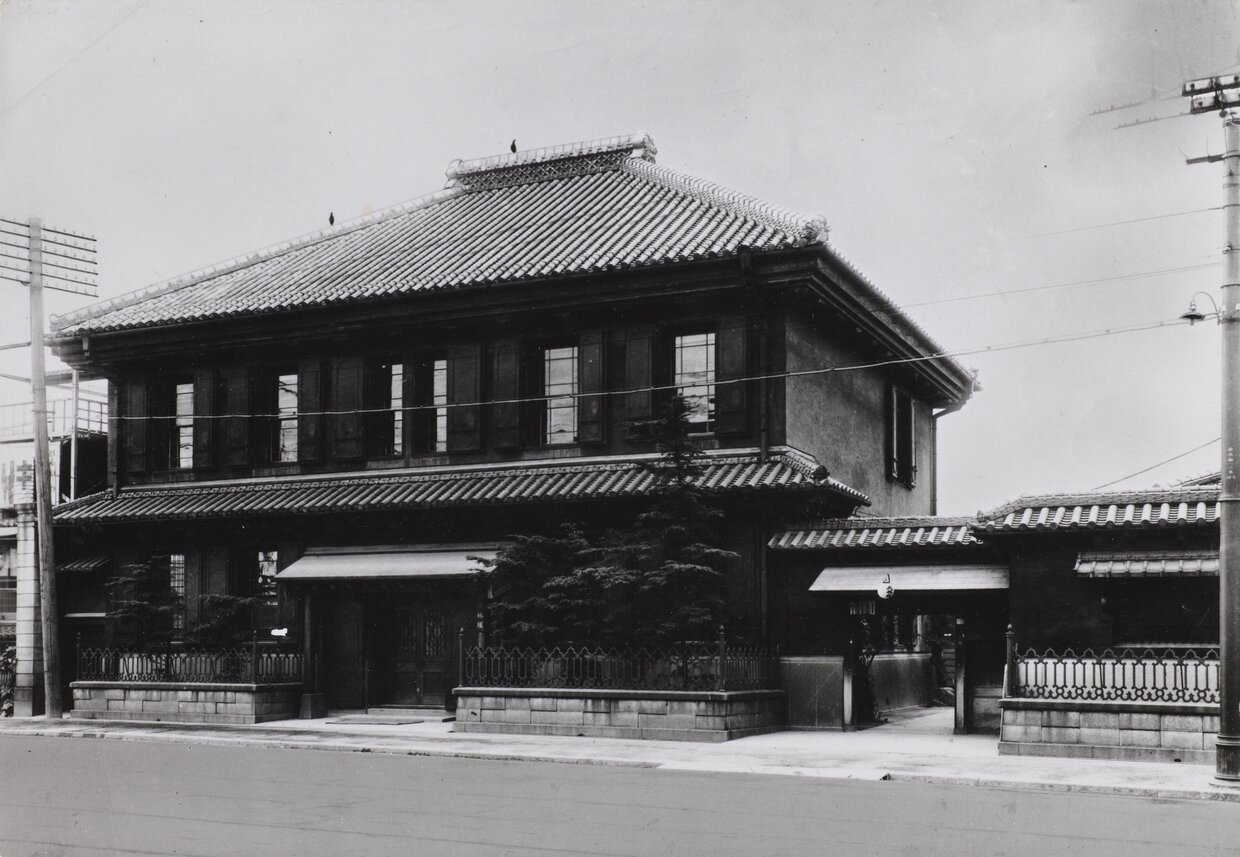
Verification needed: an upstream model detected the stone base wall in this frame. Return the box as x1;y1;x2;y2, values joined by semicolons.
999;699;1219;764
454;688;785;742
70;681;302;724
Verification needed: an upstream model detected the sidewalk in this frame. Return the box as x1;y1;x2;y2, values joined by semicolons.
2;709;1237;803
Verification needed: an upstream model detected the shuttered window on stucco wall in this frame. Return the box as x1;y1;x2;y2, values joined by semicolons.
221;367;250;467
624;326;653;424
329;356;364;460
714;316;748;436
490;339;521;450
578;330;606;444
123;379;147;473
447;343;482;452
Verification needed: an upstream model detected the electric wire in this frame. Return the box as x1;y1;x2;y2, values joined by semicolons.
112;315;1191;422
1092;437;1221;491
902;262;1221;308
1035;207;1222;237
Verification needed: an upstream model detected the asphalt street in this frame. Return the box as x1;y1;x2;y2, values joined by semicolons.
2;736;1239;857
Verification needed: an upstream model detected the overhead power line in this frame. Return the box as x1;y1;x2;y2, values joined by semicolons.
902;262;1221;309
1035;207;1222;237
1092;437;1221;491
112;315;1191;423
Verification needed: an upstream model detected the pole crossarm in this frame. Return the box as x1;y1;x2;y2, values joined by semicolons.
1184;75;1240;114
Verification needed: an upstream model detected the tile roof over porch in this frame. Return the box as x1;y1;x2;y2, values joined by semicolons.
54;447;867;524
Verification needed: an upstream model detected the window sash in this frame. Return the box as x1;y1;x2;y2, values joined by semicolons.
276;373;298;462
174;382;194;469
674;332;715;430
542;345;578;444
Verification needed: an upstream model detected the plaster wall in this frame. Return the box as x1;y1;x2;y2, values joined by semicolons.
782;314;934;517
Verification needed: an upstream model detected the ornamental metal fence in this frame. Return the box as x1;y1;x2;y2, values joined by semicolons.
462;642;779;692
77;644;303;684
1006;638;1219;705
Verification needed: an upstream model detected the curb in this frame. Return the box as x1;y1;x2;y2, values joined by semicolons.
3;723;1234;803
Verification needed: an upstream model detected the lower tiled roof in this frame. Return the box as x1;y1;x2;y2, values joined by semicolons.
1075;550;1218;578
54;447;867;525
977;487;1219;532
769;517;979;550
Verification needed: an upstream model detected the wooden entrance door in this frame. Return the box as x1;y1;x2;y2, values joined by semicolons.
387;606;451;707
322;598;365;710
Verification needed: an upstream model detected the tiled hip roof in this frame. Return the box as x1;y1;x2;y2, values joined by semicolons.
50;134;824;337
54;448;867;525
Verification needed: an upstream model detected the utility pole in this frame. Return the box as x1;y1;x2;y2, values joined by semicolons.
1184;75;1240;781
27;219;62;716
0;216;98;717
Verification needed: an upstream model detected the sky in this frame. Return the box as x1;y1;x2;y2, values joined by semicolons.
0;0;1237;515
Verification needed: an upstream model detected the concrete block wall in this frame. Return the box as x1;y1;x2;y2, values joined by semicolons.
998;700;1218;764
71;681;302;724
455;688;785;742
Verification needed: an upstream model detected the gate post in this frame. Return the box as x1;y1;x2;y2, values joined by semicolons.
1004;624;1017;698
953;617;968;735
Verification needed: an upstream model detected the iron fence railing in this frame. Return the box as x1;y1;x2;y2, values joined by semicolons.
462;642;779;692
77;644;303;684
1008;640;1219;704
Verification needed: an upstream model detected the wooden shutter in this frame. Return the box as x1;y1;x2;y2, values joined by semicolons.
578;330;606;444
329;356;364;460
715;316;749;436
447;343;482;451
623;326;653;422
222;367;250;467
490;339;521;450
192;368;216;469
123;379;147;473
298;360;324;462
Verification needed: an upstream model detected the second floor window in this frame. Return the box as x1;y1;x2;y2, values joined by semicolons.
275;372;298;462
889;386;917;486
674;332;715;432
542;345;578;444
367;360;405;457
412;355;448;454
173;382;194;469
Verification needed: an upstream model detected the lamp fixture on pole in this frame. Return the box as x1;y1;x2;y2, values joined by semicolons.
1180;291;1222;325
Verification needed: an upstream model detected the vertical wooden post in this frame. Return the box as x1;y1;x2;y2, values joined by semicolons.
248;630;257;684
953;617;968;735
842;641;855;729
1004;624;1017;698
457;626;466;690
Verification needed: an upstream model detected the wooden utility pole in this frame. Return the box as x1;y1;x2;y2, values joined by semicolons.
1184;75;1240;781
0;215;99;717
27;218;62;716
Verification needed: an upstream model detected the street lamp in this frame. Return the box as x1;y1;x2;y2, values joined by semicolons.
1180;292;1221;325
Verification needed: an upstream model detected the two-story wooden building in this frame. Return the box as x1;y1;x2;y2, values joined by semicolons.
48;132;974;712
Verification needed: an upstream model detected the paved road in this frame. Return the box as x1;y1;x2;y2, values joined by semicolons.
2;737;1239;857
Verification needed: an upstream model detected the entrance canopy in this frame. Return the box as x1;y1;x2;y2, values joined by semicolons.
278;544;498;582
809;563;1009;592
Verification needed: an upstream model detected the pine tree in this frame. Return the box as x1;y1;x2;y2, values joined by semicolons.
486;395;736;649
105;557;184;649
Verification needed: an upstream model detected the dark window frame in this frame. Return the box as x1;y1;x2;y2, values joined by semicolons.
889;385;917;487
